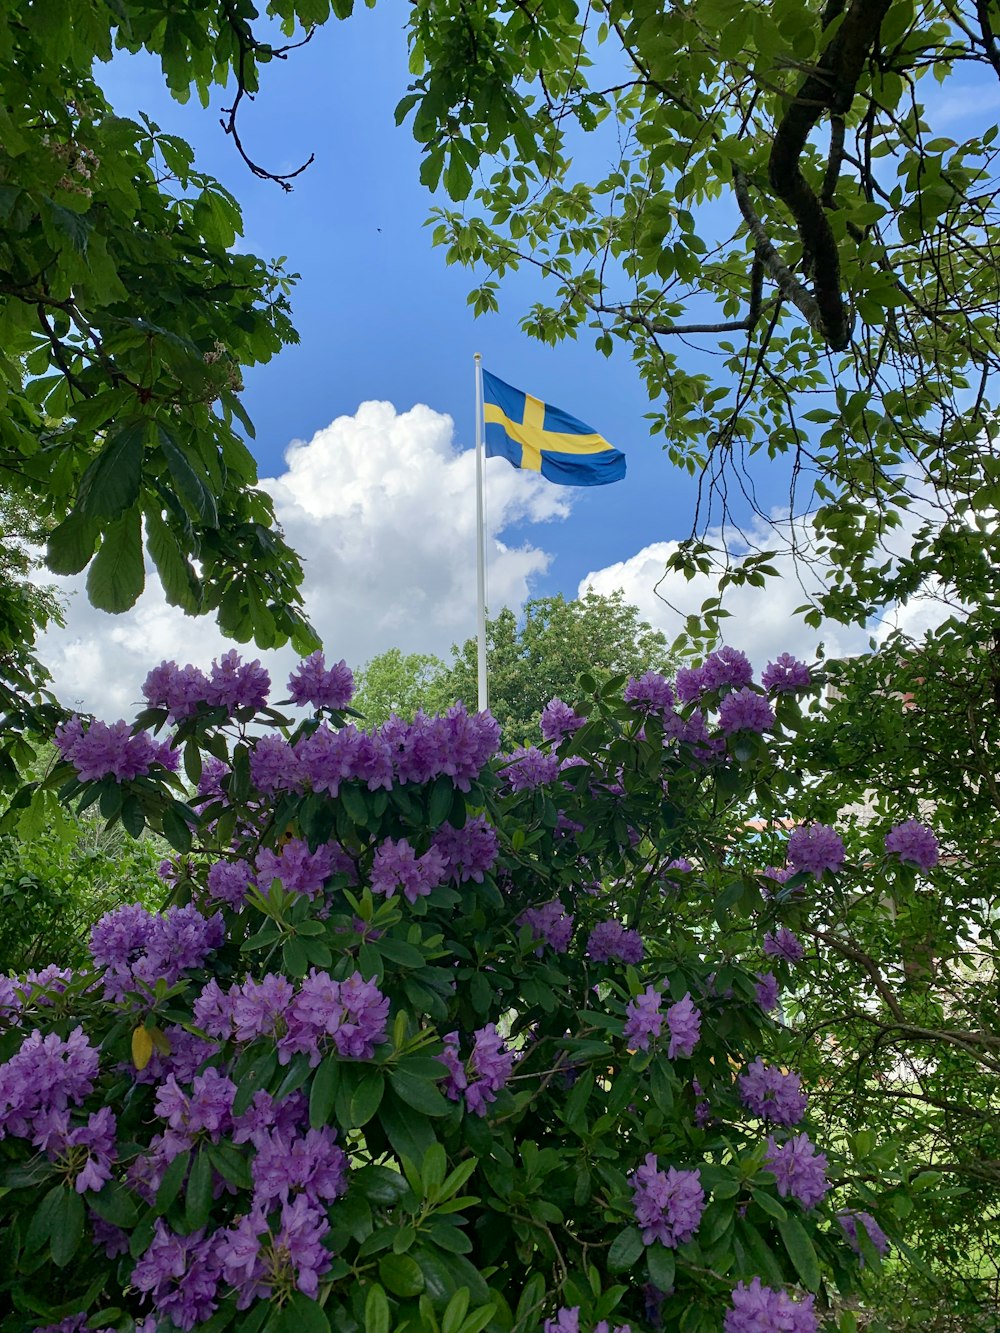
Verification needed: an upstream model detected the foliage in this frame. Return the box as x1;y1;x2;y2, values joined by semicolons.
396;0;1000;632
749;614;1000;1329
0;646;931;1333
0;0;328;704
353;650;448;727
427;590;674;741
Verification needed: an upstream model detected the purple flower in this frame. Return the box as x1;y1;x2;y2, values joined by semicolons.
218;1196;331;1307
755;972;780;1012
838;1209;890;1261
439;1023;514;1116
250;734;304;795
142;661;210;720
432;814;499;883
674;665;708;702
0;1027;99;1140
885;819;939;870
154;1068;236;1143
519;899;574;953
207;858;254;908
383;705;500;791
540;697;586;742
738;1059;808;1126
371;837;447;903
665;993;701;1058
760;865;794;898
624;671;676;713
544;1312;632;1333
586;919;645;964
500;745;561;790
718;688;775;736
762;653;812;692
34;1105;117;1193
288;651;355;710
229;975;296;1043
623;985;663;1051
54;716;176;782
724;1278;817;1333
702;646;754;690
285;970;389;1062
630;1153;705;1247
132;1221;222;1330
255;838;336;899
787;823;845;878
764;1133;830;1209
764;927;805;964
207;649;270;713
252;1125;348;1206
89;902;224;1001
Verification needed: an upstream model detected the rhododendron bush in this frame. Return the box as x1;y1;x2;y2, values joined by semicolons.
0;648;932;1333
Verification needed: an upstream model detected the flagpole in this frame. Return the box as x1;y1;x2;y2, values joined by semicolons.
474;353;489;712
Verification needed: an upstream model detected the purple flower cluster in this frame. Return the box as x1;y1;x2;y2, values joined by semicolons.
540;697;586;743
195;970;389;1064
35;1105;117;1194
676;647;753;702
252;1125;348;1207
500;745;561;790
255;838;336;900
764;1133;830;1209
370;837;447;903
586;919;644;965
519;900;574;953
132;1221;224;1328
786;823;845;878
755;972;780;1012
623;989;700;1058
207;858;255;908
738;1059;808;1126
249;706;500;799
154;1067;236;1147
544;1310;632;1333
762;653;812;693
218;1194;331;1307
439;1023;514;1115
723;1278;817;1333
54;717;177;783
287;651;354;710
630;1152;705;1247
885;818;939;870
0;1025;99;1141
718;688;775;736
432;814;499;883
142;651;270;720
623;671;675;713
89;903;224;1001
838;1209;890;1260
764;927;805;964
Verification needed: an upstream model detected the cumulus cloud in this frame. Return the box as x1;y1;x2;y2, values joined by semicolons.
579;511;962;670
37;401;573;717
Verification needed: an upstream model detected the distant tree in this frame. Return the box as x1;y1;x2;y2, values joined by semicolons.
351;648;447;726
428;589;674;741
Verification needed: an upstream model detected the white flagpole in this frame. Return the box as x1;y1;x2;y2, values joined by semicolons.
474;353;489;712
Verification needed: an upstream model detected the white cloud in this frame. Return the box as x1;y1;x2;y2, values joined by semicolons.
579;511;962;669
37;401;573;717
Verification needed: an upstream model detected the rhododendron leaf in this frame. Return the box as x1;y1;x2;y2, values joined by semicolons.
380;1252;426;1297
49;1188;84;1267
161;800;193;853
778;1213;822;1291
155;1149;191;1213
647;1241;676;1292
364;1282;391;1333
428;775;454;828
608;1224;644;1270
338;1068;385;1129
232;1050;278;1117
390;1067;452;1119
131;1025;154;1071
185;1147;213;1230
381;1088;438;1162
24;1184;62;1253
752;1188;789;1222
86;1182;139;1229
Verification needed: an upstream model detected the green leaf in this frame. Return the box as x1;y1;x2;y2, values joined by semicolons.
86;1181;139;1229
49;1187;85;1267
607;1225;644;1271
777;1214;821;1291
185;1148;214;1230
390;1066;451;1117
86;505;145;611
161;800;193;853
309;1053;340;1128
646;1242;675;1292
156;1149;191;1213
364;1282;391;1333
338;1069;385;1129
78;420;146;520
159;427;219;527
146;507;201;613
46;509;100;575
380;1252;425;1297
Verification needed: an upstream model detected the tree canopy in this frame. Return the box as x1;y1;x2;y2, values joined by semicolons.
398;0;1000;633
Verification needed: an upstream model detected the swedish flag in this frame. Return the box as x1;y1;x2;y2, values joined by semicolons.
482;369;626;487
